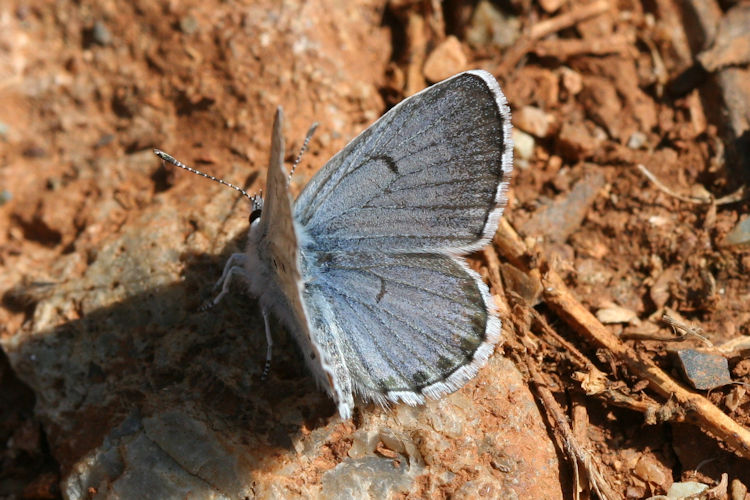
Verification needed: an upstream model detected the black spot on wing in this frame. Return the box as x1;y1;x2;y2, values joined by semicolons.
376;277;386;303
372;154;398;174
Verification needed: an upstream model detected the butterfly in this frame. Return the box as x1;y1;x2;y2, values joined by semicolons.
156;70;513;419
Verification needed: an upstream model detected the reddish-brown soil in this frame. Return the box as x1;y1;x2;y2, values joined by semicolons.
1;0;749;498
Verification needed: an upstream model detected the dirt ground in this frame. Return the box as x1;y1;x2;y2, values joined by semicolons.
1;0;749;498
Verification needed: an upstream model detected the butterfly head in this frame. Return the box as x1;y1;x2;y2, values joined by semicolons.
249;191;263;225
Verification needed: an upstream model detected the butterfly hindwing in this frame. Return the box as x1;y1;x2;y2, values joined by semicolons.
300;251;500;405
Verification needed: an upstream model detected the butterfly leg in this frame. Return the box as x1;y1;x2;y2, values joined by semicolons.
212;253;249;292
260;307;273;381
200;253;251;311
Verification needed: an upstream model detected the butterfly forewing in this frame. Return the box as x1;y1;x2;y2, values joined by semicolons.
294;70;513;254
258;108;307;328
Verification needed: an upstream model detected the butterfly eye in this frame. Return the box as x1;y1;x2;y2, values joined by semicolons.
249;209;262;224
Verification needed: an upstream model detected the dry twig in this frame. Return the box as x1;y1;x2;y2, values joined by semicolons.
637;164;748;206
528;0;611;40
496;0;611;74
661;312;713;346
527;306;662;417
619;313;712;346
519;353;620;500
636;164;710;204
540;268;750;457
533;34;631;59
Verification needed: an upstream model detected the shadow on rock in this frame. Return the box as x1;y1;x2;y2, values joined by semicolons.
2;233;337;499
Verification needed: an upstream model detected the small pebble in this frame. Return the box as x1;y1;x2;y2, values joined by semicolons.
515;106;554;138
560;67;583;95
667;481;708;498
0;189;12;205
596;304;638;325
92;21;112;46
512;128;535;162
634;455;667;487
557;122;599;161
675;349;732;390
180;15;199;35
722;216;750;247
95;134;115;148
730;478;747;500
23;145;46;158
466;1;520;48
423;36;466;83
46;177;62;191
627;131;647;149
539;0;565;13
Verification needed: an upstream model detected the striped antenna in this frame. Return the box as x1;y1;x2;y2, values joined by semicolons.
154;149;261;211
289;122;319;181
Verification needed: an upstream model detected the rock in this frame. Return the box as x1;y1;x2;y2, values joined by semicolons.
423;36;466;83
649;266;681;310
179;15;199;35
675;349;733;390
539;0;565;13
730;478;748;500
560;67;583;96
500;263;543;306
515;105;555;138
596;303;639;325
722;216;750;247
633;454;671;491
579;76;624;139
512;128;535;167
92;21;112;46
697;4;750;71
524;170;607;243
666;481;709;498
556;122;600;161
466;1;520;49
321;455;417;499
627;131;647;149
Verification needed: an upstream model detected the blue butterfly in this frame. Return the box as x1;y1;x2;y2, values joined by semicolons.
157;70;513;419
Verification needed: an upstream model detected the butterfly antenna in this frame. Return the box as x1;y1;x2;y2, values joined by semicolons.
288;122;319;181
154;149;261;207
